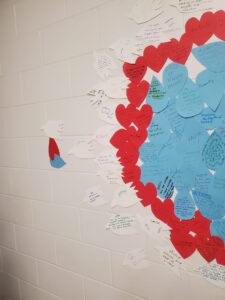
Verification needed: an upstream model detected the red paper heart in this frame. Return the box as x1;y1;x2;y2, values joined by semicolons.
170;230;196;259
123;56;147;84
116;104;132;128
49;138;60;160
143;44;168;73
127;126;147;147
126;81;150;107
185;12;215;46
110;129;129;149
151;198;178;228
133;104;153;129
168;33;193;64
214;10;225;40
137;182;157;206
196;236;224;263
117;142;139;166
191;211;211;236
122;165;141;184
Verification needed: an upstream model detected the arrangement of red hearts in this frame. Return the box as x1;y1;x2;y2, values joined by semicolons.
110;10;225;265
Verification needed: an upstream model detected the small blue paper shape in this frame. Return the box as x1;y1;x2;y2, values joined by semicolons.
148;113;171;146
196;70;224;111
195;107;223;129
192;190;225;220
146;76;169;112
176;79;204;117
210;219;225;243
162;100;185;138
202;131;225;170
163;63;188;97
174;192;196;220
50;154;66;168
192;41;225;73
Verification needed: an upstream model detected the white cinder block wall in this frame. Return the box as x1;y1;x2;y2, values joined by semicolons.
0;1;224;300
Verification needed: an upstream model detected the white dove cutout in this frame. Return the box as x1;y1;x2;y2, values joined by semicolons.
41;120;64;139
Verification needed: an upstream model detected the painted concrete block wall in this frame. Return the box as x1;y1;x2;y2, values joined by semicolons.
0;1;224;300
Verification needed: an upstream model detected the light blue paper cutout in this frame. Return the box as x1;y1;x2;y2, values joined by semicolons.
192;168;213;194
163;63;188;97
146;76;169;112
192;190;225;220
176;79;204;117
216;94;225;116
195;107;223;130
192;41;225;73
202;131;225;170
50;154;66;169
148;113;171;146
196;70;224;111
162;99;185;138
139;142;158;164
157;175;174;199
209;165;225;201
174;192;196;220
210;219;225;243
172;167;194;193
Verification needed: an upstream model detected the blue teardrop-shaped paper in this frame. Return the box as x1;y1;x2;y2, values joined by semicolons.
146;76;169;112
176;79;204;117
174;192;196;220
196;70;224;111
50;154;66;169
192;190;225;220
163;63;188;97
192;41;225;73
210;219;225;243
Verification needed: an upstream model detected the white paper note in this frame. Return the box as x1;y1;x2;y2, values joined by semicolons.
137;214;170;241
93;52;117;80
111;184;139;208
68;138;96;158
123;248;151;269
94;125;117;146
95;150;120;169
105;213;137;235
157;246;185;277
129;0;164;24
193;263;225;289
110;38;138;63
97;168;123;185
97;101;118;125
83;185;106;207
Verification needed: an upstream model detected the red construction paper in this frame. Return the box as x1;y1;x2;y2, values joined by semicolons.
122;165;141;184
137;182;157;206
127;126;147;147
117;141;139;165
168;33;193;64
49;138;60;160
143;44;168;73
170;230;196;259
123;56;147;84
132;104;153;129
196;235;224;263
110;129;129;149
126;81;149;107
115;104;135;128
185;12;215;46
214;10;225;40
